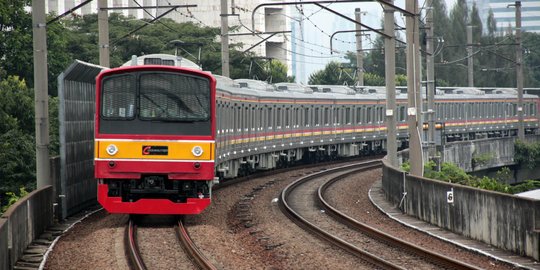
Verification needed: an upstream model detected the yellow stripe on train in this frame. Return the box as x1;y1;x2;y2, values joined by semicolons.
95;140;214;160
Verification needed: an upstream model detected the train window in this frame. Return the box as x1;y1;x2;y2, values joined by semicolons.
314;108;320;126
139;73;210;121
530;103;535;116
258;107;263;129
397;106;403;122
304;107;310;126
237;105;242;132
245;106;249;131
325;108;330;125
294;108;299;127
277;107;282;129
232;105;238;132
345;107;351;125
267;107;273;130
367;107;372;123
285;107;290;127
333;107;339;125
101;75;136;119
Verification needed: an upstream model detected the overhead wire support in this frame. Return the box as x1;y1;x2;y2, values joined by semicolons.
111;5;197;45
251;0;371;32
46;0;92;25
314;3;389;39
102;5;196;10
243;33;290;53
229;31;292;36
330;29;370;54
329;29;406;54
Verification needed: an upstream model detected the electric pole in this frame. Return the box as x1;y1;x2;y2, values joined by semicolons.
383;1;397;166
98;0;110;67
355;8;364;86
426;0;436;159
467;25;474;87
32;0;51;188
221;0;230;77
406;0;423;176
515;1;525;140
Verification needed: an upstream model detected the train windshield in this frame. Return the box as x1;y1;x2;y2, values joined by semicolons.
101;72;211;122
139;73;210;121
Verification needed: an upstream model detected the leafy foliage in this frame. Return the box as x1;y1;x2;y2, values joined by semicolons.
334;0;540;88
511;180;540;194
514;140;540;169
0;187;29;214
58;14;290;81
402;161;537;194
308;60;405;86
0;76;36;196
471;152;493;169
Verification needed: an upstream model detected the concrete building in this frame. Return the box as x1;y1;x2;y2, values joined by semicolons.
474;0;540;33
46;0;292;76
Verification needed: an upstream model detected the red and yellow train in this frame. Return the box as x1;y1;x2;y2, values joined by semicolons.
94;64;216;214
95;54;539;215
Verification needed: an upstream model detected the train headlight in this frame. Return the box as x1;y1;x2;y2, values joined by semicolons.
106;144;118;156
192;146;203;157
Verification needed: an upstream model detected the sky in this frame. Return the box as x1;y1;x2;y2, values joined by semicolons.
293;0;457;83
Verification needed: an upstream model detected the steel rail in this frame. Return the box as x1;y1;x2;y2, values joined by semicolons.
176;218;218;270
279;160;404;270
125;218;147;270
318;166;483;270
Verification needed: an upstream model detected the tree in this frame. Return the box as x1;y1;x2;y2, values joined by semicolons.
443;0;469;86
0;76;36;196
308;61;354;85
0;0;33;86
0;3;76;96
523;32;540;87
486;9;497;38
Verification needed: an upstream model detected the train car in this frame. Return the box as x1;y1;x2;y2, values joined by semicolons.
213;81;540;179
97;54;540;214
94;61;216;214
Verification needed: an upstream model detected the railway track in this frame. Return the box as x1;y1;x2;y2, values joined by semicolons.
125;217;217;270
279;159;482;270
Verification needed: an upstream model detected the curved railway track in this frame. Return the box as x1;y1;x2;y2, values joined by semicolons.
125;217;217;270
279;159;482;270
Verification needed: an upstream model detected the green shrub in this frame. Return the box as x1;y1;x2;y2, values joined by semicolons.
1;187;28;214
514;140;540;169
511;180;540;194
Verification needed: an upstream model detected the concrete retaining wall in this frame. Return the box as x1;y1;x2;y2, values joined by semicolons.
443;137;516;172
0;219;8;270
443;136;540;179
0;186;54;269
382;158;540;260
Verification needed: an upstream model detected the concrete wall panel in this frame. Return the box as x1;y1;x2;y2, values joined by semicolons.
0;218;9;270
383;146;540;260
0;186;53;269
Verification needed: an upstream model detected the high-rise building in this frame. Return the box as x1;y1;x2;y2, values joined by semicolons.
478;0;540;33
46;0;291;74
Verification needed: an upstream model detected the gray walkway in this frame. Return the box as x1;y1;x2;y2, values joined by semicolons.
369;180;540;270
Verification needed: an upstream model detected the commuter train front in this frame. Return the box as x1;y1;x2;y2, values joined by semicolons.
94;64;216;214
